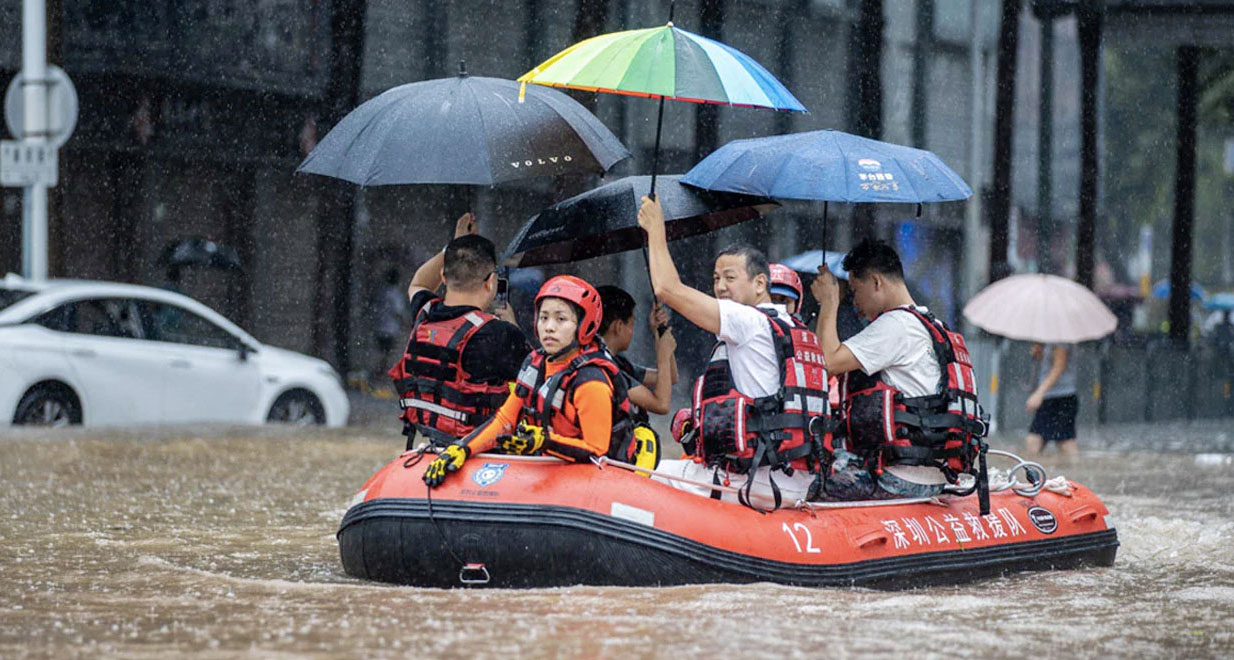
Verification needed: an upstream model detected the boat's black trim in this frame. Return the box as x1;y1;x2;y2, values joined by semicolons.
338;498;1119;589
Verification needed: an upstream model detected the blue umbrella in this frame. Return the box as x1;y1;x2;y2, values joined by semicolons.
682;129;972;248
1150;279;1206;302
682;129;972;203
779;250;848;280
297;66;629;186
1204;292;1234;311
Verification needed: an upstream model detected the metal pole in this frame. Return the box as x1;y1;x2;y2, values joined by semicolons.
963;0;985;308
21;0;48;281
1036;14;1054;274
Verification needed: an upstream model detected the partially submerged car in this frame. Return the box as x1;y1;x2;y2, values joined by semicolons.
0;274;348;427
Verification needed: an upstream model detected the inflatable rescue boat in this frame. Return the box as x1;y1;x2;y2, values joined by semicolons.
337;451;1119;589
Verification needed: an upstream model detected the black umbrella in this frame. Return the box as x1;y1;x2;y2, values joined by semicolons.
501;175;778;268
160;237;242;271
296;64;630;186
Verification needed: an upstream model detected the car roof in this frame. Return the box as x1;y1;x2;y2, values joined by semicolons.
0;274;258;344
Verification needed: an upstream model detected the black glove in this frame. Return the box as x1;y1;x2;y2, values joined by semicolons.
423;443;470;488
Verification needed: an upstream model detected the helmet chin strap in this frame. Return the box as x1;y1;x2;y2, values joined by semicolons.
547;338;579;362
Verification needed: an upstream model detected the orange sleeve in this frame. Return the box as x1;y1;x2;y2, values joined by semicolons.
461;390;522;456
543;379;613;459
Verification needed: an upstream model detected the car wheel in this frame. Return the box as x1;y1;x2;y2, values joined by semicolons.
14;384;83;427
266;390;326;426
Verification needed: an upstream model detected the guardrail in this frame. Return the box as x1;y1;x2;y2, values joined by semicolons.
968;337;1234;432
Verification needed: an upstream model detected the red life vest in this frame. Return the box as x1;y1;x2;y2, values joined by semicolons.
690;309;830;475
513;345;637;463
838;307;990;508
389;301;509;444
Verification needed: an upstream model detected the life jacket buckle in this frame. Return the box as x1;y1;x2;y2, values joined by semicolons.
459;562;491;585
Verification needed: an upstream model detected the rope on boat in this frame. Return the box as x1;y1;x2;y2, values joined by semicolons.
591;456;944;512
980;449;1073;498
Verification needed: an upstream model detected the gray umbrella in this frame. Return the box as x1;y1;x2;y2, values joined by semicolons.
296;66;630;186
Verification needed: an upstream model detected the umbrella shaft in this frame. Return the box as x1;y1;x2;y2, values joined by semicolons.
649;96;667;200
821;201;829;252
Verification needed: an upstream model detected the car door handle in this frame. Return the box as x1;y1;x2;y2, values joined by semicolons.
71;348;97;358
169;359;192;369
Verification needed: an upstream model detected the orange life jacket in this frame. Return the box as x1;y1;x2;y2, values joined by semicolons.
838;306;990;512
513;345;636;463
389;302;509;444
691;309;830;476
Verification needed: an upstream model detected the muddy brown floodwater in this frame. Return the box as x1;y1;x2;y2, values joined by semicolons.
1;421;1232;658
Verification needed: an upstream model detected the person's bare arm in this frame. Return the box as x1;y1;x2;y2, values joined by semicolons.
1027;346;1069;412
637;196;721;334
408;212;477;300
811;266;863;375
640;327;677;414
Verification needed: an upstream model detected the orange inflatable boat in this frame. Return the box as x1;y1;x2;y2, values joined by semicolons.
337;451;1118;589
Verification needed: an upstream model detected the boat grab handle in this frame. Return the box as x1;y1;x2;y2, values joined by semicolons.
853;529;889;549
459;562;490;585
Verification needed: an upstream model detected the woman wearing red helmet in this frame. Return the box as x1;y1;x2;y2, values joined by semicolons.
425;275;667;486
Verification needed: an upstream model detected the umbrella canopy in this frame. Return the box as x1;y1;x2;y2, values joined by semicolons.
1204;292;1234;311
963;274;1117;344
160;238;242;271
297;72;629;186
1150;278;1206;301
779;250;849;281
682;129;972;203
501;174;778;268
520;20;804;199
518;25;806;112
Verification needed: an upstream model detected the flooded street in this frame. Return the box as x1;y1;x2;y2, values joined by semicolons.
1;421;1232;658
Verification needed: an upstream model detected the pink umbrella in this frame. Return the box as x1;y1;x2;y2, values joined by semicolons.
963;274;1118;343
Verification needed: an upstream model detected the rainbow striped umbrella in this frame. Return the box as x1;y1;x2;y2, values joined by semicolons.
518;24;806;112
519;18;805;197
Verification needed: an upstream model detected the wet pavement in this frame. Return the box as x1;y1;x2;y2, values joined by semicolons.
1;417;1232;658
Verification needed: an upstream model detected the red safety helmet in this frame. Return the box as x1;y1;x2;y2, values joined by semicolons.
769;263;803;302
535;275;603;345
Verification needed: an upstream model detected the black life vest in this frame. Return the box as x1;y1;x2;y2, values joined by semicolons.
838;306;990;510
389;301;509;444
690;308;830;475
512;344;637;464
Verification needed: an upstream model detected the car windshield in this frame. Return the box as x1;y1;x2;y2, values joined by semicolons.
0;289;35;312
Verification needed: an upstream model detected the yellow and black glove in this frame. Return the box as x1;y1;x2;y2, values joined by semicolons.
499;421;546;455
423;443;470;488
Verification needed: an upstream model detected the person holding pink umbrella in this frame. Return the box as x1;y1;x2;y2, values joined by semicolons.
963;271;1118;460
1026;343;1079;457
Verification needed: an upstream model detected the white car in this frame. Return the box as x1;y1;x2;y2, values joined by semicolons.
0;275;349;427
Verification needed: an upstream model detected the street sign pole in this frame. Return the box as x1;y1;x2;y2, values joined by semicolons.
22;0;48;281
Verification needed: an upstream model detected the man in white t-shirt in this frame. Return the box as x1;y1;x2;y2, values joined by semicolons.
636;196;818;506
811;238;947;498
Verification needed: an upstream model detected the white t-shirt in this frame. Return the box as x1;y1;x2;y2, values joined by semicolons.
842;305;944;485
842;306;940;397
714;299;792;398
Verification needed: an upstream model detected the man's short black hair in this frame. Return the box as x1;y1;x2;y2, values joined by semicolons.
842;238;904;281
597;285;636;335
443;235;497;291
716;243;770;282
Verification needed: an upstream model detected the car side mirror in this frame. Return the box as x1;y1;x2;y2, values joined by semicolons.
238;343;253;362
